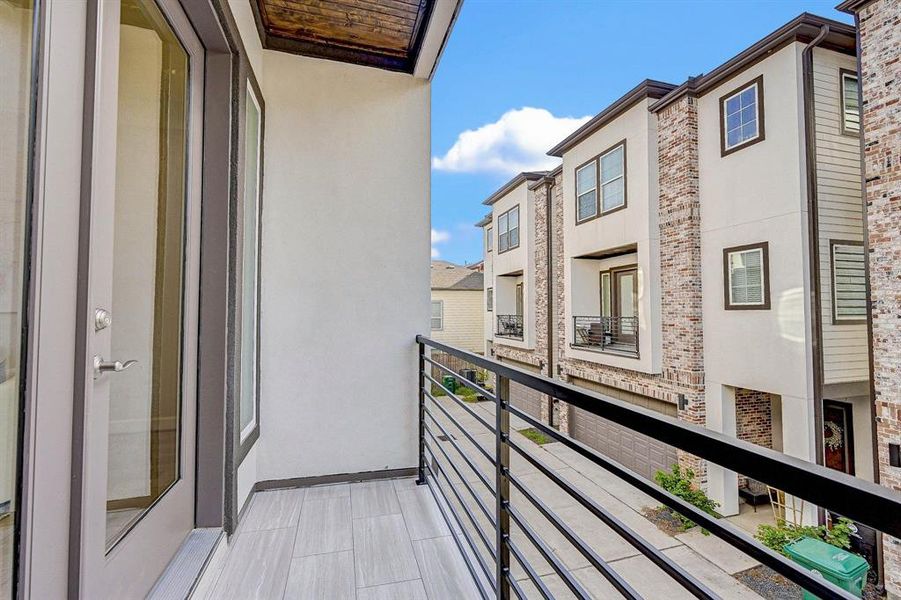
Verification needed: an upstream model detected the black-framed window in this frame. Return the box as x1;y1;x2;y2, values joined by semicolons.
498;205;519;253
840;69;860;136
720;76;765;156
486;226;493;252
576;160;597;222
487;287;493;311
575;140;626;223
830;240;866;323
723;242;770;310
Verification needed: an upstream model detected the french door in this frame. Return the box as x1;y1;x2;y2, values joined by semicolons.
613;269;638;345
76;0;203;596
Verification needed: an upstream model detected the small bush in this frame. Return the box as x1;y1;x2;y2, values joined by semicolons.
756;517;855;557
430;384;446;397
654;465;720;532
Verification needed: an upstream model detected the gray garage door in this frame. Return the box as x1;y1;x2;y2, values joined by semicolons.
569;378;678;481
500;359;544;423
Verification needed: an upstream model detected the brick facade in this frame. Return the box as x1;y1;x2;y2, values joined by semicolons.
845;0;901;595
656;95;707;483
735;388;775;488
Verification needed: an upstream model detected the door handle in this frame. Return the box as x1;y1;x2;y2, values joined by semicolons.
93;356;138;378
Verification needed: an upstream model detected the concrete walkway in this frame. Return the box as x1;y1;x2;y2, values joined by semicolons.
430;396;766;599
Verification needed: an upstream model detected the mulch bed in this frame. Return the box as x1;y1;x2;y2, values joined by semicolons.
641;506;685;537
735;565;884;600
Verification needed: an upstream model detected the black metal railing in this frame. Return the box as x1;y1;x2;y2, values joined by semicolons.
415;335;901;600
572;316;639;356
496;315;524;339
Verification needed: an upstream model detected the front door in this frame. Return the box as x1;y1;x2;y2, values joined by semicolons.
77;1;203;596
823;400;855;476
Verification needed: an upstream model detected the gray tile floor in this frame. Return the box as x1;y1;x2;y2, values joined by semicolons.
197;478;480;599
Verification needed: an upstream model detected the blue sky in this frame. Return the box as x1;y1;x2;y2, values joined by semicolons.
429;0;852;264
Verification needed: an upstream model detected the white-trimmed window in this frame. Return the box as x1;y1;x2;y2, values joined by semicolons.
831;241;866;322
575;161;597;222
600;143;625;212
486;226;493;252
840;71;860;135
487;287;493;312
431;300;443;330
724;242;769;310
722;77;763;153
498;206;519;252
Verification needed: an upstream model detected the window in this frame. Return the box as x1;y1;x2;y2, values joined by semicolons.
600;143;625;212
431;300;443;330
600;272;612;318
720;76;765;155
487;287;493;311
576;161;597;222
239;76;264;462
486;226;493;252
724;242;770;310
840;70;860;135
831;241;866;323
497;206;520;253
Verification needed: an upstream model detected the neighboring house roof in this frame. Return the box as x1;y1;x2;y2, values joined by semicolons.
431;261;485;290
547;80;677;157
649;13;856;113
482;171;549;206
474;213;492;227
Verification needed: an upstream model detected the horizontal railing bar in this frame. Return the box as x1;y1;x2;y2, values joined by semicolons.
421;471;493;600
506;538;553;600
423;404;497;497
423;355;497;401
506;503;592;599
426;437;497;560
424;373;496;434
423;442;498;587
424;390;496;465
417;335;901;539
505;404;857;600
506;470;649;600
506;571;530;600
506;436;713;599
424;422;497;526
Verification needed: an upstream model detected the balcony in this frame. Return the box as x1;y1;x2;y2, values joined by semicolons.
497;315;524;340
572;316;639;357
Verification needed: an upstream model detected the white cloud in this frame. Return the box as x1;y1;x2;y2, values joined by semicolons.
432;107;591;176
431;228;450;258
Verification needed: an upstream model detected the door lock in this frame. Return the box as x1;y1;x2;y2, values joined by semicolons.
93;355;138;379
95;308;112;332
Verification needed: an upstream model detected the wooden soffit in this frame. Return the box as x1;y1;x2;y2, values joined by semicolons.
251;0;436;73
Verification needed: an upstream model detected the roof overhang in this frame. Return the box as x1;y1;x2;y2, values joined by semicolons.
481;172;548;206
836;0;874;13
250;0;462;78
474;213;492;227
650;13;856;113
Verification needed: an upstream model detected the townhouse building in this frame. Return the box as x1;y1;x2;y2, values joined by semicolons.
480;13;873;527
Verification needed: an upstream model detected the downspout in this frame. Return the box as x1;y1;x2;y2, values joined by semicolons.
544;177;556;428
802;24;829;478
850;10;885;590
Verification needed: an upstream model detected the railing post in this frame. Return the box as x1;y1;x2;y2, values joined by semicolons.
416;340;427;486
495;373;511;599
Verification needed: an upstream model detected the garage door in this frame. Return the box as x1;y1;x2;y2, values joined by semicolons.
569;378;678;481
500;359;544;423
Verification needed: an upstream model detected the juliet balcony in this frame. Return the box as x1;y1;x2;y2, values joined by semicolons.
572;316;640;357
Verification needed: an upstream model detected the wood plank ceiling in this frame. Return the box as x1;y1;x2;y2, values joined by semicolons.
251;0;436;73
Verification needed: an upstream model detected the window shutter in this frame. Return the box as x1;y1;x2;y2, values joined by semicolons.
832;243;866;320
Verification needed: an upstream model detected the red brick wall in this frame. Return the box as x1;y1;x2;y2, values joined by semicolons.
736;388;774;449
853;0;901;595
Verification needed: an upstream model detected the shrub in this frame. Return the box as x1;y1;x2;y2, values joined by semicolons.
756;517;855;557
654;465;720;532
518;427;553;445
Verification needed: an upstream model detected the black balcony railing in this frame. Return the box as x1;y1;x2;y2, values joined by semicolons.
573;315;639;356
415;335;901;600
496;314;523;339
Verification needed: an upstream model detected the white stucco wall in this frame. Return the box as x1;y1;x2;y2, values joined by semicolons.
698;43;816;462
253;51;430;482
491;182;535;350
560;100;662;374
482;225;494;353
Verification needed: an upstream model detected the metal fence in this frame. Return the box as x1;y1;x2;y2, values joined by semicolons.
572;316;639;356
415;335;901;600
497;315;524;339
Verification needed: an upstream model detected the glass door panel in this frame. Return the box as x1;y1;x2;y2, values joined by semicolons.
105;0;189;549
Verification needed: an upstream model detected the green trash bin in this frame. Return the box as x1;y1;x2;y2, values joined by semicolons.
442;375;456;393
784;537;868;599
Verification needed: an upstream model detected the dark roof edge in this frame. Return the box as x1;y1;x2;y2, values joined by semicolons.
481;171;549;206
547;80;677;157
836;0;873;13
650;13;856;113
528;165;562;189
474;213;492;227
